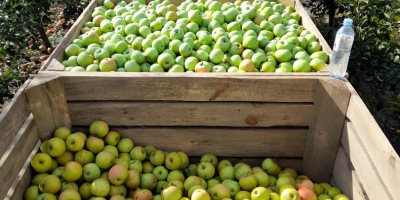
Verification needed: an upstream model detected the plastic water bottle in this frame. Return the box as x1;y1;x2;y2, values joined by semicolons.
329;18;355;78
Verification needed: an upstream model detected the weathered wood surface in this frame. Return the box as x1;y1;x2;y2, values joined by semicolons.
341;121;393;199
0;79;32;156
301;78;351;182
345;81;400;200
26;76;71;141
74;126;308;157
331;146;369;200
69;101;312;127
5;142;40;200
0;115;39;199
53;74;318;102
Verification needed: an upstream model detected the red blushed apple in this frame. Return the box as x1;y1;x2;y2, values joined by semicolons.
295;179;314;190
298;187;317;200
134;188;153;200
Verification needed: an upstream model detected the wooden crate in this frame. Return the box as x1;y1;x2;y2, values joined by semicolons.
1;73;399;199
42;0;332;73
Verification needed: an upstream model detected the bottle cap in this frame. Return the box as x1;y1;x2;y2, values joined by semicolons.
343;18;353;26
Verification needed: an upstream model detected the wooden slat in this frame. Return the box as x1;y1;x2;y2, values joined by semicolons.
42;0;99;70
26;76;71;141
69;102;312;127
345;81;400;200
6;142;40;200
0;115;39;199
54;74;318;102
330;146;368;200
301;78;351;182
189;157;303;172
341;121;393;199
73;127;308;157
0;79;32;156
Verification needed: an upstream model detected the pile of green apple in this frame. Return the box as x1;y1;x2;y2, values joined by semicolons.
62;0;329;73
25;120;350;200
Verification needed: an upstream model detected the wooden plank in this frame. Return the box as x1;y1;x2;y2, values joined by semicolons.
54;74;318;102
0;115;39;199
345;82;400;200
6;141;40;200
189;157;303;172
0;79;32;156
330;146;369;200
73;127;308;157
69;102;312;127
25;76;71;141
301;78;351;182
341;121;393;199
41;0;98;70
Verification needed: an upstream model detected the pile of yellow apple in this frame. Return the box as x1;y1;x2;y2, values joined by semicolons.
25;120;350;200
62;0;329;73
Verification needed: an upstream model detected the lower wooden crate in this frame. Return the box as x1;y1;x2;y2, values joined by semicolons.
1;74;399;200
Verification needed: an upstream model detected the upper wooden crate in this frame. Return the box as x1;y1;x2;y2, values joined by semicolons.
1;73;399;199
41;0;332;74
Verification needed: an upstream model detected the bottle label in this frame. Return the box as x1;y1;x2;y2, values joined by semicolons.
333;34;354;52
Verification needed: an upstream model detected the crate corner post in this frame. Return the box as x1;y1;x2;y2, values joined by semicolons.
25;75;71;141
301;78;351;182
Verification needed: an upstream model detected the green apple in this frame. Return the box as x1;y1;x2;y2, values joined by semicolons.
132;37;144;51
150;150;165;166
85;136;104;154
185;164;198;177
325;187;342;198
191;189;211;200
274;49;292;62
99;57;116;72
116;138;134;153
130;50;145;64
307;41;321;54
31;153;52;173
197;162;215;180
124;60;140;72
90;178;110;197
24;185;40;200
268;14;282;24
46;138;66;157
184;56;199;71
168;64;185;72
39;175;61;194
251;52;267;68
212;65;227;72
310;58;327;71
76;52;94;68
60;181;78;193
262;158;281;176
56;150;73;166
144;47;159;63
152;165;168;181
82;31;100;47
273;24;287;37
62;161;82;182
318;194;333;200
161;186;182;200
65;44;81;57
108;165;128;185
209;49;224;64
179;42;192;57
294;51;311;62
103;145;119;158
128;160;142;172
311;51;328;63
82;163;100;182
37;193;57;200
251;187;270;200
239;59;255;72
243;36;258;50
305;34;317;43
96;151;115;169
150;64;165;72
54;127;71;141
102;42;116;55
219;165;235;181
195;61;211;72
167;170;185;183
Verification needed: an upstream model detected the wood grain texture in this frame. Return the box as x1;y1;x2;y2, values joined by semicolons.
26;76;71;141
56;74;318;102
189;157;302;171
69;101;312;127
301;78;351;182
6;142;40;200
345;81;400;200
341;121;393;199
73;126;308;157
0;79;31;156
0;115;39;199
331;146;369;200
